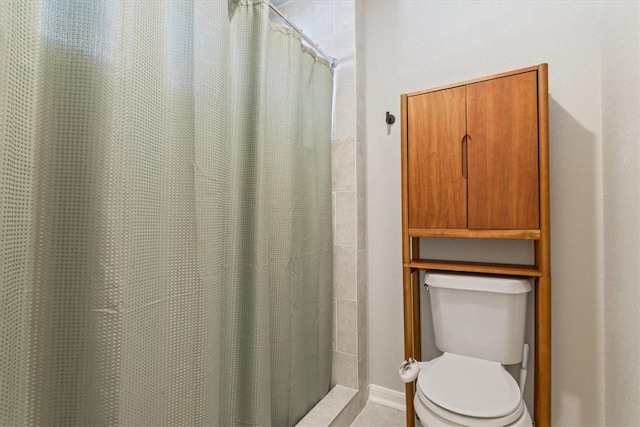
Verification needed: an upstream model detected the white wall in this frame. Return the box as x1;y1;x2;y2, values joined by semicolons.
365;2;608;425
602;2;640;426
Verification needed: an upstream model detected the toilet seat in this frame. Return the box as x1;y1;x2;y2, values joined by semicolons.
417;353;522;418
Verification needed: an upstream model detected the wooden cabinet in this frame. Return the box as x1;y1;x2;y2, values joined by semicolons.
400;65;551;427
407;70;540;232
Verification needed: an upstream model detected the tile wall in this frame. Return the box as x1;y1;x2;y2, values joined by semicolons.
276;0;368;410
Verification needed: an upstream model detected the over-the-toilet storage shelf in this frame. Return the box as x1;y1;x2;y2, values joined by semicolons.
399;64;551;427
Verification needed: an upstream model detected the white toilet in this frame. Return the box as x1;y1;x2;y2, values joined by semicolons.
414;272;533;427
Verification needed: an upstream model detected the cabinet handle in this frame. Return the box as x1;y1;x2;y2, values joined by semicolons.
462;134;468;179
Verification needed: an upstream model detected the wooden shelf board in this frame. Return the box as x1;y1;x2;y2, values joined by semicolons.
408;228;541;240
407;259;542;277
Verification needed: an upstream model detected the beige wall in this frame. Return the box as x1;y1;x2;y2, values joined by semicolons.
602;2;640;426
365;1;610;425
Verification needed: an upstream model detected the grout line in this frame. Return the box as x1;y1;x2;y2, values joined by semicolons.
334;297;357;303
333;348;358;357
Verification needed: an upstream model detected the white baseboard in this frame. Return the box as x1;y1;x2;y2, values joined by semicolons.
368;384;406;412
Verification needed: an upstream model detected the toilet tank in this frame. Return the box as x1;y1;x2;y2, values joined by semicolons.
425;272;531;365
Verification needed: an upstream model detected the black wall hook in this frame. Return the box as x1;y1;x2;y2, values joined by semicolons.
386;111;396;125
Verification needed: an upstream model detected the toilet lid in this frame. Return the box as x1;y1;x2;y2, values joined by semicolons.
417;353;522;418
416;388;525;427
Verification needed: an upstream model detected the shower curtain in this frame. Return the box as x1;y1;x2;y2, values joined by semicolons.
0;1;333;426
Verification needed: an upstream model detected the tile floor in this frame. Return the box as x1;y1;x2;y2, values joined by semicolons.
351;403;406;426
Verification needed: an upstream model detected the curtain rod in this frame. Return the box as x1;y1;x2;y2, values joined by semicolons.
268;2;338;70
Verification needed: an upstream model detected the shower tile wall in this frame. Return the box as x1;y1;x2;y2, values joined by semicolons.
277;0;368;410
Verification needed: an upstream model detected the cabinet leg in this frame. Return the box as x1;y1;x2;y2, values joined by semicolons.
411;238;422;362
535;276;551;427
403;267;415;427
405;382;415;426
412;270;422;361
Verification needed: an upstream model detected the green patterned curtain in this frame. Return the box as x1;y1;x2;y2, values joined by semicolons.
0;1;333;426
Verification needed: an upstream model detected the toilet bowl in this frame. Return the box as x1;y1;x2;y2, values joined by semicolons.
413;355;532;427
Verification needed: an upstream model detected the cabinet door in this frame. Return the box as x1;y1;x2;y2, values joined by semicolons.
408;87;467;229
466;71;539;229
